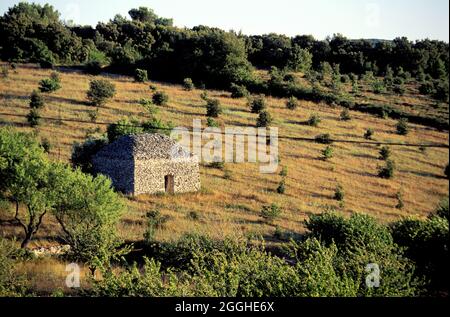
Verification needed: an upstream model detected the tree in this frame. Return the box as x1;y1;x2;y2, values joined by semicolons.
107;118;143;143
322;146;334;161
378;160;396;179
308;114;321;127
39;76;61;93
26;109;40;127
152;91;169;106
183;78;195;91
249;95;266;113
256;110;273;127
134;69;148;82
286;97;299;110
0;128;53;248
29;90;44;109
364;128;374;140
260;204;282;223
230;83;249;98
379;146;391;161
206;98;222;118
52;165;126;270
396;118;410;135
340;109;351;121
87;79;116;106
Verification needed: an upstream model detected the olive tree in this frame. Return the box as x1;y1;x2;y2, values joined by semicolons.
87;79;116;106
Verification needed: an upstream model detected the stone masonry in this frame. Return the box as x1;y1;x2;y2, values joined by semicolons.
92;133;200;196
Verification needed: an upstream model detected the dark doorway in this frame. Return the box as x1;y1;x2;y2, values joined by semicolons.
165;175;175;194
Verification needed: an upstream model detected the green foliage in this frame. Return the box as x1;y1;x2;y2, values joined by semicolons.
107;118;143;143
334;184;345;201
183;78;194;91
40;137;51;154
208;160;225;170
307;114;321;127
396;118;409;135
249;95;266;113
29;90;44;109
378;160;396;179
206;117;219;128
371;79;386;94
419;81;435;95
391;207;449;293
144;210;170;245
230;83;249;98
279;166;288;177
206;98;222;118
152;91;169;106
364;128;374;140
71;136;108;173
134;69;148;82
315;133;332;144
379;146;391;160
321;146;334;161
52;165;126;268
1;65;9;78
256;110;272;127
286;96;299;110
38;77;61;93
339;109;351;121
87;79;116;106
396;191;404;209
139;98;159;116
0;238;27;296
26;109;41;127
277;178;286;194
260;204;282;223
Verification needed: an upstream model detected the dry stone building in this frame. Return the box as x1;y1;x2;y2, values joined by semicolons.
92;133;200;196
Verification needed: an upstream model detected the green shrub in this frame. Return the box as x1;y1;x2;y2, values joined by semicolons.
26;109;41;127
230;83;249;98
183;78;195;91
419;82;435;95
256;110;273;127
396;118;409;135
84;60;103;75
208;160;225;170
206;117;219;128
277;178;286;194
107;118;143;142
39;78;61;93
260;204;282;223
315;133;333;144
152;91;169;106
139;98;159;116
286;97;299;110
307;114;321;127
379;146;391;160
391;209;449;293
393;84;406;95
206;98;222;118
134;69;148;82
321;146;334;161
87;79;116;106
0;238;27;296
340;109;351;121
249;95;266;113
29;91;44;109
71;136;108;173
334;184;345;201
279;166;288;177
40;138;51;154
434;199;449;221
396;191;405;209
144;210;171;245
364;128;374;140
378;160;395;179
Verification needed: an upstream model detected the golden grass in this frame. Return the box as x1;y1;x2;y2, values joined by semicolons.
0;63;449;247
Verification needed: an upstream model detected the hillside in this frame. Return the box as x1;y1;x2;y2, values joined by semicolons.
1;63;448;248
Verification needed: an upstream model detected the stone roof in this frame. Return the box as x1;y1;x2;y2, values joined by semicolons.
94;133;194;160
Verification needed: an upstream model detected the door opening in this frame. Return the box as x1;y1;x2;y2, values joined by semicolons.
164;175;175;194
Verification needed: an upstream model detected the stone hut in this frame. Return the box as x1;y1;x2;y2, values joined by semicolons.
92;133;200;196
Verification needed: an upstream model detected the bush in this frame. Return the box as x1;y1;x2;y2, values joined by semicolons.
144;210;171;245
379;146;391;160
286;97;299;110
206;98;222;118
396;191;404;209
315;134;332;144
279;166;288;177
307;114;321;127
256;110;273;127
340;109;351;121
40;138;51;154
107;118;143;143
393;84;406;95
134;69;148;83
334;184;344;201
87;79;116;106
71;136;108;173
277;178;286;194
391;210;449;293
419;82;435;95
249;95;267;113
183;78;195;91
26;109;41;127
260;204;282;223
84;60;103;75
230;83;249;98
378;160;395;179
152;91;169;106
364;128;374;140
39;78;61;93
321;146;334;160
207;117;219;128
0;238;27;296
396;118;409;135
29;91;44;109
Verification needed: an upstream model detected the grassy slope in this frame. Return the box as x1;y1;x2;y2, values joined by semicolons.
0;63;449;248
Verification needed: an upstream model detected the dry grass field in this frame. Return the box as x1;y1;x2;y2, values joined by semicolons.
1;63;449;250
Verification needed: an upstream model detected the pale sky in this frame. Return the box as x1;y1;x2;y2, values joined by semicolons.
1;0;449;41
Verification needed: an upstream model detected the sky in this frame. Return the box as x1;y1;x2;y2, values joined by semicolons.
0;0;448;41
